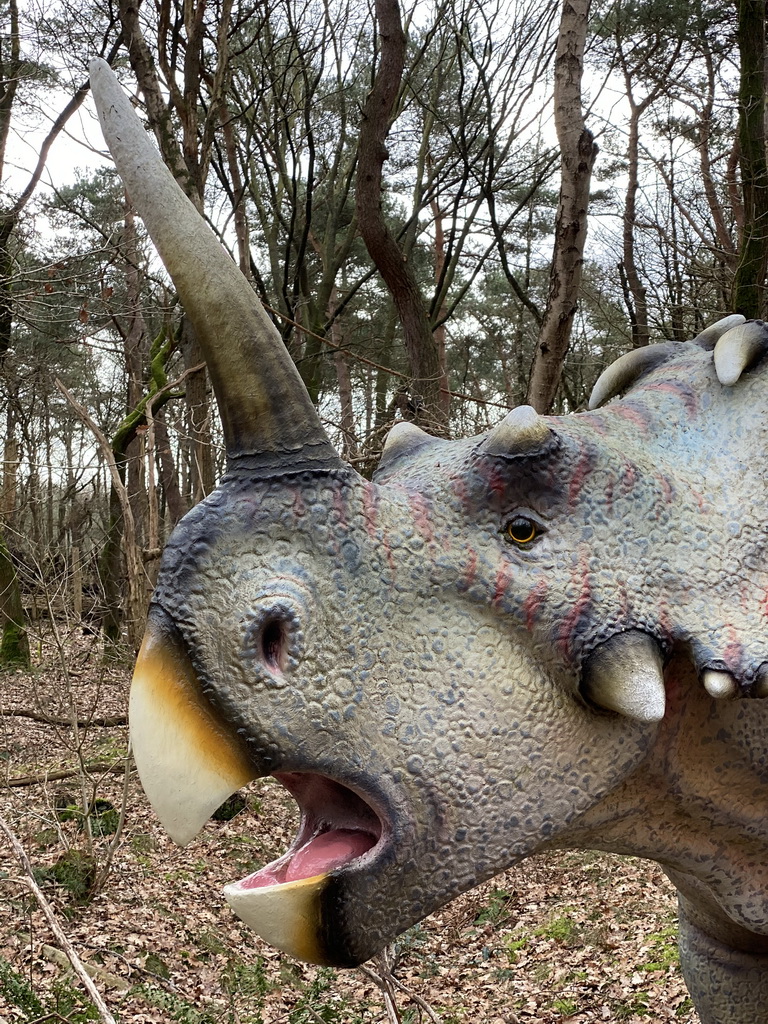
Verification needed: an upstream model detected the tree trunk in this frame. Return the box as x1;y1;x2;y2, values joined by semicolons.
621;101;650;347
430;194;451;421
0;529;29;668
153;409;186;527
122;204;149;550
181;320;213;505
356;0;447;434
527;0;597;413
329;289;357;461
732;0;768;318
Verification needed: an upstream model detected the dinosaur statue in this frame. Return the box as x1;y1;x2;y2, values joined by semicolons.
90;59;768;1024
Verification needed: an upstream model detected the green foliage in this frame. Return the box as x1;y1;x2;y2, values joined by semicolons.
221;956;272;1023
0;953;100;1023
535;912;580;946
474;886;516;926
143;951;171;979
50;976;100;1022
640;924;680;971
552;996;579;1016
212;791;248;821
614;990;651;1019
505;936;528;963
288;968;361;1024
136;982;218;1024
0;955;46;1017
33;850;96;904
55;796;118;836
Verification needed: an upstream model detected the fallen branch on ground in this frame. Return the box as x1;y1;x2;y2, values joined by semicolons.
0;815;119;1024
0;708;127;727
7;762;132;788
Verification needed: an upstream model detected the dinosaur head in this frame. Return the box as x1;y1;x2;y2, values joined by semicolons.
91;61;768;968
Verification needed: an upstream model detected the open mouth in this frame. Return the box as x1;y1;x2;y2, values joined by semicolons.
129;626;388;964
233;772;385;889
221;773;387;965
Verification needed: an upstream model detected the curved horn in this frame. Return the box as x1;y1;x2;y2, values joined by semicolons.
588;343;676;410
691;313;746;350
89;59;339;469
713;320;768;386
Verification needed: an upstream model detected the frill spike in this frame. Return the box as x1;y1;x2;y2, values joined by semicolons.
702;669;739;700
380;421;435;463
588;344;676;410
480;406;555;459
581;630;666;723
691;314;746;350
713;320;768;386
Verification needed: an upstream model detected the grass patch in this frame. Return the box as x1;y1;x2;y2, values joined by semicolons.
535;911;580;946
552;996;579;1016
640;924;679;971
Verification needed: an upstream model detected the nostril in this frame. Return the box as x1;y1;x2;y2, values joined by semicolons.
261;617;287;672
242;594;305;683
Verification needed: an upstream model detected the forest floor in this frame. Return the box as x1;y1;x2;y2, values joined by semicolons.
0;629;698;1024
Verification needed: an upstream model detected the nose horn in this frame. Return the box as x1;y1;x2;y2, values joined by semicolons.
89;59;342;472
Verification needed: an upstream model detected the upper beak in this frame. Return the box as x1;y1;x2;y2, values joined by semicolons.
129;617;257;845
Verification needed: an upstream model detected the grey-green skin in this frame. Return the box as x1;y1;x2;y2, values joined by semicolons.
89;58;768;1024
150;341;768;1022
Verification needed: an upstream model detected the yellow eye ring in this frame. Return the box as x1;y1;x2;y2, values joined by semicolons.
505;516;540;546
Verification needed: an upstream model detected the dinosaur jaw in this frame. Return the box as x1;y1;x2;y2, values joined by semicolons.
130;619;390;966
224;773;385;965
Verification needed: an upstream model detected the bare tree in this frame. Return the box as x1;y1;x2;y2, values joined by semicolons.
731;0;768;317
527;0;597;413
356;0;447;432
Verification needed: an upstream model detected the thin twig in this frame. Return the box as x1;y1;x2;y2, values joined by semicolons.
360;961;443;1024
7;762;131;789
94;744;134;891
362;954;401;1024
0;815;119;1024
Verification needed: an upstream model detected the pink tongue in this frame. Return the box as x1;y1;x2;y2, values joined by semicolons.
239;829;376;890
284;829;375;882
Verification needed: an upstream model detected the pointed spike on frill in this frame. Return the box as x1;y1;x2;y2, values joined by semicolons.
588;344;676;410
691;314;746;350
713;320;768;386
581;630;666;723
755;665;768;698
380;421;434;463
480;405;555;459
702;668;739;700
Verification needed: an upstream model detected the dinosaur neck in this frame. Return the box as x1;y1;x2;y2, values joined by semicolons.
562;651;768;941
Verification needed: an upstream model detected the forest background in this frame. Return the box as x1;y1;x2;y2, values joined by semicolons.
0;0;762;1020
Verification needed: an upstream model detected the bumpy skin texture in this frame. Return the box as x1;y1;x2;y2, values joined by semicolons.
89;54;766;1022
147;340;768;1019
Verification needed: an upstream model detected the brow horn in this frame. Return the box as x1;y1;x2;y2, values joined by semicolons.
89;58;340;470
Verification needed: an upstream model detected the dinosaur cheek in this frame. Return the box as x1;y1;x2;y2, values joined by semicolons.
129;619;256;845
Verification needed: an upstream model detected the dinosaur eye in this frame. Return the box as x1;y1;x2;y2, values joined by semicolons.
504;515;542;547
